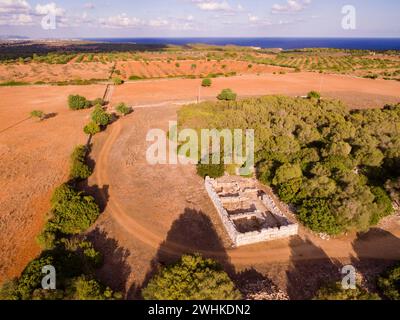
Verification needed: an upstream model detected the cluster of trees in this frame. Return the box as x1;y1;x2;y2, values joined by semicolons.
0;143;116;300
142;254;241;300
84;105;112;135
0;239;121;300
178;95;400;235
314;282;380;300
378;263;400;300
68;95;105;111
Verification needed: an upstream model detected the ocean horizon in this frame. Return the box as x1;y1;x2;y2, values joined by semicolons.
83;37;400;51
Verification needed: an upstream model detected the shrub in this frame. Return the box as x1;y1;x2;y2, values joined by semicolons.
91;105;111;126
307;91;321;100
112;77;124;85
217;88;237;101
49;184;100;235
67;276;122;300
68;95;91;110
129;75;142;81
84;121;101;135
196;154;225;178
70;145;92;180
201;78;212;87
92;98;105;106
298;198;342;235
115;102;132;116
142;254;241;300
30;110;45;120
175;62;180;68
314;282;380;300
378;264;400;300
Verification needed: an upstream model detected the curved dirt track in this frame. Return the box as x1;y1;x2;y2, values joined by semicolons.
91;103;400;269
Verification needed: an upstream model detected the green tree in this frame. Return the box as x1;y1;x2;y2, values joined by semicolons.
49;184;100;235
30;110;45;120
67;276;122;300
201;78;212;87
84;122;101;135
142;254;241;300
68;95;91;110
272;163;302;185
298;198;342;235
70;145;92;180
217;88;237;101
307;91;321;100
91;105;111;126
378;264;400;300
314;282;380;300
113;77;124;85
115;102;132;116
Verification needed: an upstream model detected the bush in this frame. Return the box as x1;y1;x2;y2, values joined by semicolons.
112;77;124;85
142;254;241;300
67;276;122;300
378;264;400;300
49;184;100;235
201;78;212;87
314;282;380;300
84;122;101;135
91;105;111;126
196;154;225;178
68;95;91;110
129;75;142;81
30;110;45;120
70;145;92;180
307;91;321;100
298;198;342;235
217;88;237;101
115;102;132;116
92;98;105;106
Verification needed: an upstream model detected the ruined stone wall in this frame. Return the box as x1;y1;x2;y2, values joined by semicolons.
205;177;298;247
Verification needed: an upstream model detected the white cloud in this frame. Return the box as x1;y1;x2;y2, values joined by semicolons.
99;13;142;28
192;0;232;12
148;18;169;27
272;0;311;14
35;2;65;16
0;0;30;14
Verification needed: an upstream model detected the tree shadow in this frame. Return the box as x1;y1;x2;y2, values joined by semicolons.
43;112;58;120
286;236;341;300
86;227;132;295
139;208;234;291
351;228;400;293
132;207;280;300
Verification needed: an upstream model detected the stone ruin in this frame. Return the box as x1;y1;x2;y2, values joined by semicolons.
205;176;298;247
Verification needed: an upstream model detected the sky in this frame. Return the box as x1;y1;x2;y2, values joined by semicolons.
0;0;399;38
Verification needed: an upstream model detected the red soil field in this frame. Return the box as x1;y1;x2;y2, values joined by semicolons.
112;72;400;109
0;85;106;283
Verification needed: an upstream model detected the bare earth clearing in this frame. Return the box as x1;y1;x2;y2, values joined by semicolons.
1;72;400;297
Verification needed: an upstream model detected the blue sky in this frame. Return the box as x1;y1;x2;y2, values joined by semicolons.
0;0;399;38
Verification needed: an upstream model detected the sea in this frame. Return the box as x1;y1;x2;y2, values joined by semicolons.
83;37;400;51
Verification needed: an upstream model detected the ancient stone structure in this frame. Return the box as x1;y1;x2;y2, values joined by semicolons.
205;176;298;247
